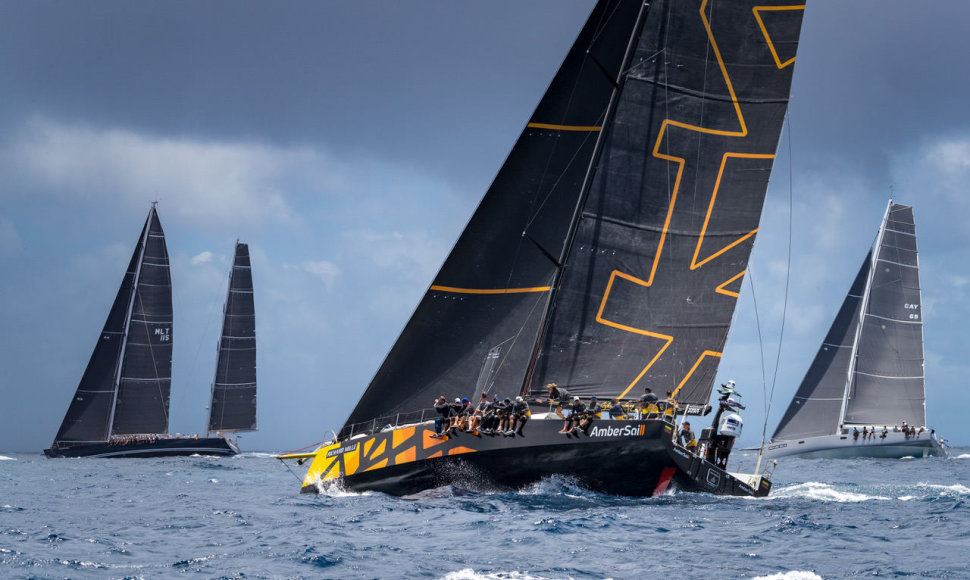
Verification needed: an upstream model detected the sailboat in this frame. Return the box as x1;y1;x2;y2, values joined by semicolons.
279;0;805;496
44;205;247;458
767;201;946;459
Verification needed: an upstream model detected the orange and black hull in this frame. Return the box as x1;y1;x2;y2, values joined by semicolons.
294;419;769;497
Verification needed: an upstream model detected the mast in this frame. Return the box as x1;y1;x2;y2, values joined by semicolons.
837;199;892;429
519;1;652;396
106;204;154;440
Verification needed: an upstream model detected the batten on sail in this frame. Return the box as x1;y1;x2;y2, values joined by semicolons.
207;241;258;434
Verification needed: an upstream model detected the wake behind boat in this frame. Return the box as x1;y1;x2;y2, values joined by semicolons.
767;201;946;460
45;209;257;458
279;0;805;496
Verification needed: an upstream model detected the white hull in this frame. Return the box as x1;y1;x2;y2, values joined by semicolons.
765;431;947;459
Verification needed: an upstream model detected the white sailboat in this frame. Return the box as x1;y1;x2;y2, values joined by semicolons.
767;200;946;459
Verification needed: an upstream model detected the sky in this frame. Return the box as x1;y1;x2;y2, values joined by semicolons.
2;0;970;453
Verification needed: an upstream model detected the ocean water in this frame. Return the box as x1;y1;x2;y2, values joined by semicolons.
1;450;967;579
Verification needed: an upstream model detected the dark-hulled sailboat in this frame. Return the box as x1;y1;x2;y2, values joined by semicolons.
279;0;805;496
45;206;246;458
766;201;946;459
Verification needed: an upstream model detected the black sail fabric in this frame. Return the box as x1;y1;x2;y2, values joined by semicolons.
342;0;648;431
343;0;805;432
208;242;258;433
530;0;804;405
844;204;925;427
111;207;173;435
772;254;870;440
53;221;146;443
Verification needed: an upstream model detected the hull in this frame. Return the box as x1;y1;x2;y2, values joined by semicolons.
290;418;767;497
44;437;239;458
765;431;947;460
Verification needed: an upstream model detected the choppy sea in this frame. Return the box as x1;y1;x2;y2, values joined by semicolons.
1;449;968;579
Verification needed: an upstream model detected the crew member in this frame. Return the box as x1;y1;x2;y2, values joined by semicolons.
431;395;450;439
639;388;658;418
608;399;626;420
469;393;489;431
507;396;531;436
678;421;697;451
559;396;586;434
577;396;601;434
497;398;513;434
537;382;570;419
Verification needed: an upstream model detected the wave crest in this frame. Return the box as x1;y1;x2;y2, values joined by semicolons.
771;482;890;502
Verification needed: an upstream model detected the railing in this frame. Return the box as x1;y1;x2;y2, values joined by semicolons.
334;398;683;442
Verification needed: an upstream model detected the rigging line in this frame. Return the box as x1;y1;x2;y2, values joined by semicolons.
758;110;795;453
747;268;768;420
490;287;553;393
520;109;605;235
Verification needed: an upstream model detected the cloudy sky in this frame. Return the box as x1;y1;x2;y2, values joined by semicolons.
2;1;970;453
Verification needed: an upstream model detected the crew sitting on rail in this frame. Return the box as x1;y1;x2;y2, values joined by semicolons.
497;398;513;433
608;398;626;419
678;421;697;451
468;392;489;432
479;395;498;434
575;396;601;435
506;396;531;436
558;396;586;434
431;395;451;439
639;388;659;419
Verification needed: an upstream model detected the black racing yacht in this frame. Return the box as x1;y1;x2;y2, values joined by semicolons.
279;0;805;496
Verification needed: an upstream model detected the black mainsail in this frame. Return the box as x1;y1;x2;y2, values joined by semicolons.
207;241;258;434
343;0;804;432
53;204;172;443
770;201;944;458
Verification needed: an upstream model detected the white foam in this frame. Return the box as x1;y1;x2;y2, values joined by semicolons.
955;453;970;459
0;455;15;461
314;479;371;498
916;482;970;496
208;478;219;483
771;482;890;502
752;572;823;580
441;569;552;580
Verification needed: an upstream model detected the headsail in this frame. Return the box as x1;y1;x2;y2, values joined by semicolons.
772;255;870;440
53;205;172;443
343;0;804;433
207;242;258;433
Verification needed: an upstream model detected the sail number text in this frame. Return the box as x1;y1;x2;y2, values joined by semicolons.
154;327;171;342
904;303;919;320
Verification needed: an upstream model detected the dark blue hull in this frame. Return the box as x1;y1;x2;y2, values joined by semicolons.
44;437;238;458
